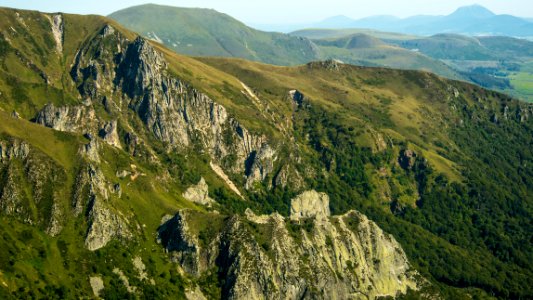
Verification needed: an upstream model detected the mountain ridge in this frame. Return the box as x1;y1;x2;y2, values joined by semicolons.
0;6;532;299
282;4;533;37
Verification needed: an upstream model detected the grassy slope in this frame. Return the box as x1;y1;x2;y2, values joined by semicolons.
109;4;319;66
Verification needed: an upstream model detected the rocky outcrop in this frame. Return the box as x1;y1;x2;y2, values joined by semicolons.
64;28;276;188
84;185;132;251
89;276;104;297
0;139;29;161
290;190;330;220
159;193;419;299
35;103;97;133
288;90;304;107
307;59;343;71
399;149;417;170
245;143;275;189
182;177;215;206
157;212;206;276
99;120;121;148
273;163;304;190
74;164;132;250
116;38;273;183
50;14;63;53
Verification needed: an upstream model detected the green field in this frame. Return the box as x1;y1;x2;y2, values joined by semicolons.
507;61;533;100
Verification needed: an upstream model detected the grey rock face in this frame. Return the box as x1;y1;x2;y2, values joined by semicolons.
115;38;273;181
157;212;204;275
245;143;275;189
0;139;29;161
159;196;419;299
35;103;96;133
290;190;331;220
182;177;215;206
89;276;104;297
99;120;121;148
49;28;276;188
78;165;132;251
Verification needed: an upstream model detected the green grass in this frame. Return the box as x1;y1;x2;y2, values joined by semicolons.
109;4;319;66
508;62;533;100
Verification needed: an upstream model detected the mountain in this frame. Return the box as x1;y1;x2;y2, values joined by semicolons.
109;4;319;66
448;4;495;19
297;5;533;37
313;15;358;28
109;5;460;81
0;6;533;299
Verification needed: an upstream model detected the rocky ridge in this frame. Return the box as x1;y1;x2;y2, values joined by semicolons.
158;190;419;299
38;24;278;190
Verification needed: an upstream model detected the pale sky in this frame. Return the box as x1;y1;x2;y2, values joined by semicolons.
0;0;532;24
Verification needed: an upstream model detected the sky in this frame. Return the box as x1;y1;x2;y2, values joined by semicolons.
0;0;532;24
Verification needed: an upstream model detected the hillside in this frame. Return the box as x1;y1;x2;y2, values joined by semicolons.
312;33;462;79
293;29;533;101
109;4;319;66
109;5;462;82
0;7;532;300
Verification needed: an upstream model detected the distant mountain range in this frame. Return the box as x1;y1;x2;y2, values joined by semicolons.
108;4;533;101
109;4;460;77
254;5;533;37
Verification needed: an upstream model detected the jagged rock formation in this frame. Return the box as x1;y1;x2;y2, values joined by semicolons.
182;177;215;206
99;120;121;148
74;164;132;251
36;25;276;189
35;103;97;133
158;192;419;299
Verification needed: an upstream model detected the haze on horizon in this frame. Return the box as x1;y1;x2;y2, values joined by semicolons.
0;0;532;24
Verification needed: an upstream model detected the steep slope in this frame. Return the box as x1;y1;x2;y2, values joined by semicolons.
199;57;533;298
109;4;319;66
0;7;532;300
0;7;418;299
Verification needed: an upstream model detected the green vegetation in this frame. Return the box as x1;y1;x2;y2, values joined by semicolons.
109;4;319;66
0;6;532;299
200;57;533;298
294;28;533;102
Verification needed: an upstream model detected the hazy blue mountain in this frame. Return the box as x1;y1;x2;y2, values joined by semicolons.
313;15;359;28
294;5;533;37
343;15;399;30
